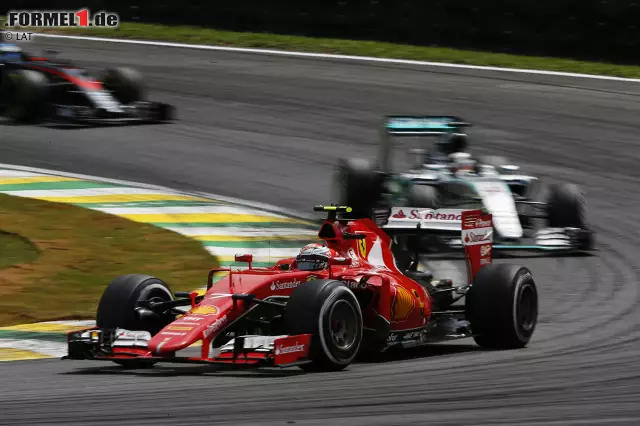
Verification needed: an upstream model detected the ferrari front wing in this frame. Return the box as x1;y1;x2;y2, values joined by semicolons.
65;327;313;369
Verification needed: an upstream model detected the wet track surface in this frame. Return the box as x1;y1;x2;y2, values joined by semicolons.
2;38;640;425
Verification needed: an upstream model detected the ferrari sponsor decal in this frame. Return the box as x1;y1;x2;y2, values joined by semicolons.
358;238;367;257
275;341;305;355
412;288;426;316
387;328;427;344
273;334;311;365
347;248;362;267
177;316;204;322
160;331;186;336
189;305;219;316
391;286;415;322
167;326;194;331
172;321;201;326
115;329;151;341
344;280;369;290
462;229;493;246
463;215;492;229
306;275;319;282
270;279;303;291
203;316;228;340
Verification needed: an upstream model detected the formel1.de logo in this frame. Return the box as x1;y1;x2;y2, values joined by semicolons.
5;9;120;28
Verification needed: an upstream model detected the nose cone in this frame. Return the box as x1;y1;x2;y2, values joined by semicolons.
147;303;227;355
492;212;523;239
472;181;523;239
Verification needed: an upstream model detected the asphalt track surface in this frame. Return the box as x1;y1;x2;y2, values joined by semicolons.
2;38;640;425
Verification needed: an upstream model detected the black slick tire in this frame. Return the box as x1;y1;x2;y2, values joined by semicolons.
545;183;586;228
285;279;363;372
1;69;48;123
96;274;173;368
465;264;538;349
101;67;145;104
335;158;380;219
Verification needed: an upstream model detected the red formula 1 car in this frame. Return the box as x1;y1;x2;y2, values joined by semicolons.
65;205;539;372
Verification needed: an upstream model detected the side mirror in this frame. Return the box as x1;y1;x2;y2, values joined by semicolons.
235;253;253;269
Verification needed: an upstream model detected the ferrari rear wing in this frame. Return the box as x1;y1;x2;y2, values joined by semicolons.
378;115;472;173
377;207;594;255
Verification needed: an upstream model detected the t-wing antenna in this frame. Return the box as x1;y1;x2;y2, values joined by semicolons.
314;205;366;241
313;205;353;222
378;115;472;174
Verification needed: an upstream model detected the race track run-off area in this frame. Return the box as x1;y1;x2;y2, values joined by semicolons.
1;36;640;425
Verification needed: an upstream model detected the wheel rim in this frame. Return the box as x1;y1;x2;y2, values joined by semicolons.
134;284;173;334
137;286;172;305
517;283;537;333
328;299;358;351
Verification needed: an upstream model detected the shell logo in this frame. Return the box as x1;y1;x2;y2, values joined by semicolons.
190;305;218;315
391;286;415;322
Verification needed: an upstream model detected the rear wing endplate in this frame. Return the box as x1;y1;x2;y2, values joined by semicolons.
379;115;472;173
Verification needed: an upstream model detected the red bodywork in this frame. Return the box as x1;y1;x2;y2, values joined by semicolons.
140;216;429;363
9;53;105;90
69;209;493;367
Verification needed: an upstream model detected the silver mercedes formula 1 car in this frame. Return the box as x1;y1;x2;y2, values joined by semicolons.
334;115;595;255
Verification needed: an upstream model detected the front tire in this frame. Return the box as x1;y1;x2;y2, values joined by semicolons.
0;69;49;123
96;274;174;368
285;280;363;372
545;183;586;229
466;264;538;349
101;67;145;105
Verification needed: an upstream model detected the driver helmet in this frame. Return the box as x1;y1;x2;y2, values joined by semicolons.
435;132;468;155
296;243;338;271
0;43;22;61
448;152;476;174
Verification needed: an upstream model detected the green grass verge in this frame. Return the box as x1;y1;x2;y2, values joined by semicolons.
6;19;640;79
0;194;218;326
0;232;39;270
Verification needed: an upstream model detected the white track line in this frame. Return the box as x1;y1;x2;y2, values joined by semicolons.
0;339;67;358
33;33;640;83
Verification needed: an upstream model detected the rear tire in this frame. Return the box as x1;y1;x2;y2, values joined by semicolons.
101;67;145;105
335;158;381;219
96;274;173;368
285;280;363;372
466;264;538;349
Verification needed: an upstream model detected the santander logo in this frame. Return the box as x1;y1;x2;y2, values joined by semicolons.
391;208;461;221
275;342;305;355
